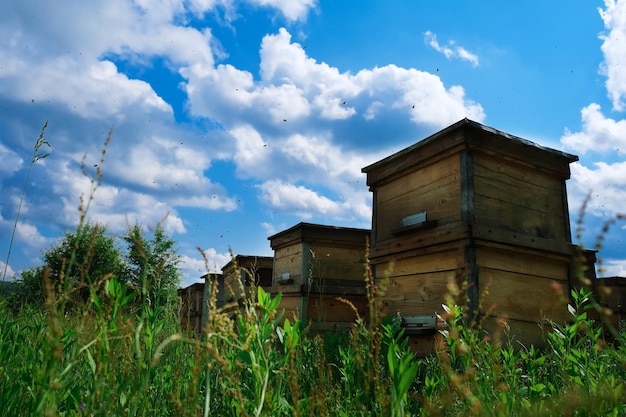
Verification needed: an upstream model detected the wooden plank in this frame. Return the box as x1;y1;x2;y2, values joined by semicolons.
376;153;460;202
370;223;468;260
308;295;368;323
380;271;459;317
480;316;552;349
476;246;569;281
304;282;366;296
460;150;474;226
465;129;575;179
474;152;557;192
406;334;438;357
472;224;573;256
364;129;466;186
480;267;571;323
384;249;463;276
224;274;245;302
473;153;568;240
474;196;566;241
277;295;302;322
273;252;304;285
308;245;367;282
274;243;302;258
375;176;461;242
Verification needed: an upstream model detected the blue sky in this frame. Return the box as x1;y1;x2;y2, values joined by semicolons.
1;0;625;287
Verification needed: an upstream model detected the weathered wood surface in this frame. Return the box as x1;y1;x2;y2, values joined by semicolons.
473;225;574;256
464;128;576;178
308;244;367;282
363;120;576;187
480;315;552;348
375;157;461;243
363;128;465;186
375;153;460;202
479;267;569;323
370;222;469;260
277;294;302;323
273;244;303;285
308;294;367;323
473;153;568;240
476;246;569;281
380;271;456;317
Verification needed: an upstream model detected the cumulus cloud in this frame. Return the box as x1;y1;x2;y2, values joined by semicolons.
424;31;480;67
0;261;15;280
248;0;316;22
599;0;626;111
599;259;626;277
0;0;483;284
0;209;52;255
179;248;232;286
0;144;23;175
561;104;626;154
184;27;484;149
258;180;366;221
558;1;626;276
561;2;626;225
568;162;626;218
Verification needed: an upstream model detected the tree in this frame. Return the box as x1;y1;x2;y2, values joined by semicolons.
17;222;126;306
122;223;181;311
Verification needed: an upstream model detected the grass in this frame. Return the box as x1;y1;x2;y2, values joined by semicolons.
2;257;626;416
2;133;625;416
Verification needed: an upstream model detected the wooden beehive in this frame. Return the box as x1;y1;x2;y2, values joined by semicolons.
595;277;626;332
221;255;273;310
268;222;371;332
178;281;206;337
362;118;583;352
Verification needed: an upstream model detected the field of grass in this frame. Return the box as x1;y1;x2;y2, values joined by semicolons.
1;267;625;417
2;131;624;416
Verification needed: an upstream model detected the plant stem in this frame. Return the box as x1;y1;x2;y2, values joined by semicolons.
2;122;50;289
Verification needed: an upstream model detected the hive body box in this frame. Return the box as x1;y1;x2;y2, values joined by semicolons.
268;223;371;332
221;255;273;311
362;119;580;352
595;277;626;331
178;281;208;337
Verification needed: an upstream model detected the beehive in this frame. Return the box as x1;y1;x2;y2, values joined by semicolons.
178;282;206;337
221;255;273;310
362;118;581;352
595;277;626;332
268;222;371;331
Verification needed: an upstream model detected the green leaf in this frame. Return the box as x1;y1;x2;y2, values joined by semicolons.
86;349;96;376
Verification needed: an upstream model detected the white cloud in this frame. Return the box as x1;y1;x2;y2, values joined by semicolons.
179;248;232;286
424;31;480;67
14;222;52;248
561;1;626;227
0;144;23;174
258;180;347;219
184;27;484;136
248;0;316;22
561;103;626;154
0;1;486;286
0;261;15;280
260;221;279;237
598;258;626;277
599;0;626;111
1;58;172;120
568;161;626;218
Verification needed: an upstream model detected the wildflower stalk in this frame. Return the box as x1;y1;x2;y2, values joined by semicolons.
2;121;51;287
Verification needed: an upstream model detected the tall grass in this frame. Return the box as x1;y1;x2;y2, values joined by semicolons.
2;268;625;416
2;137;625;416
2;121;50;285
